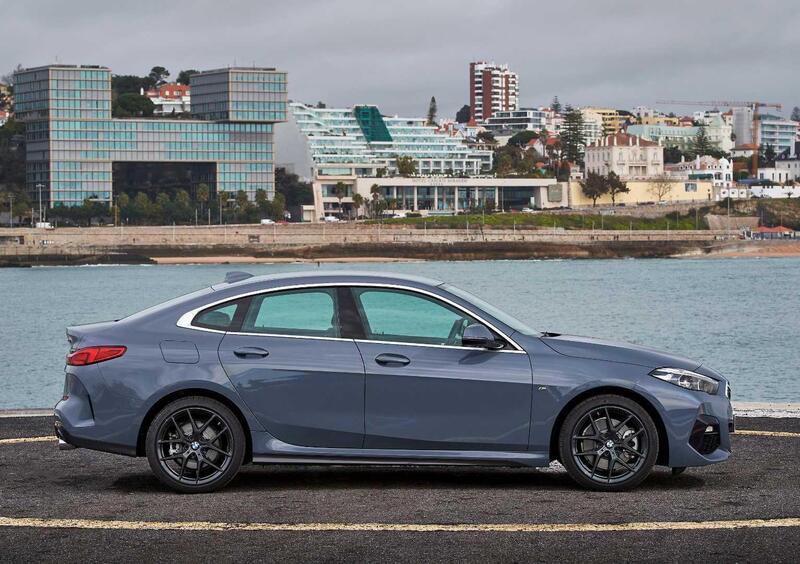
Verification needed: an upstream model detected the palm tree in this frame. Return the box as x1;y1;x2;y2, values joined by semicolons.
351;193;364;219
334;181;347;217
370;183;382;218
196;183;209;216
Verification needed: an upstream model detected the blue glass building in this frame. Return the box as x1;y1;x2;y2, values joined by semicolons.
14;65;287;207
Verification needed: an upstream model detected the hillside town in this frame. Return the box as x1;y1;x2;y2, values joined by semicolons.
0;60;799;233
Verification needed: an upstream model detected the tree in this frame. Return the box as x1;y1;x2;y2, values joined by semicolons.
113;93;155;117
508;130;538;147
792;106;800;122
196;183;210;215
649;175;673;202
176;70;198;85
333;181;347;214
455;104;471;123
111;74;146;96
606;171;629;205
475;130;496;144
369;183;385;218
663;145;684;164
580;172;608;207
551;96;562;114
763;143;777;166
687;124;714;158
147;66;170;88
426;96;438;126
560;105;586;164
275;167;313;210
351;193;364;219
395;156;417;176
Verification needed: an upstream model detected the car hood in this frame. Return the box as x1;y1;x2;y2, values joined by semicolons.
539;333;702;370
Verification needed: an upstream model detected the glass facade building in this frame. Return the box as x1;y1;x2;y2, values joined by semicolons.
14;65;287;207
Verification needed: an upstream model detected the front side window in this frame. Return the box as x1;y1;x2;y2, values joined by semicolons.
241;289;339;338
352;288;475;346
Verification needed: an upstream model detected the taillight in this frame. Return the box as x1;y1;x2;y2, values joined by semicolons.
67;346;127;366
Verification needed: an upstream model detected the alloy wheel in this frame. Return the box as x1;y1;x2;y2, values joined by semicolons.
570;405;649;484
155;407;234;486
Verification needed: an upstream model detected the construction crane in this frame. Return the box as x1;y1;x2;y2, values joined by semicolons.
656;100;783;175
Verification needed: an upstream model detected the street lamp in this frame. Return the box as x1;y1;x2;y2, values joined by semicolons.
35;183;45;224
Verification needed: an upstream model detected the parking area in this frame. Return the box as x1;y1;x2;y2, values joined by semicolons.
1;415;799;562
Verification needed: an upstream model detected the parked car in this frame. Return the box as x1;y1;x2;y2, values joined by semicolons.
55;271;733;493
323;215;340;222
259;218;275;225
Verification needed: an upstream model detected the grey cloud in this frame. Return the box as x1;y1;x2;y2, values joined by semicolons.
2;0;798;117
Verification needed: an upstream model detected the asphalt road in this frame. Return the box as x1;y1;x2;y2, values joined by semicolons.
1;416;798;563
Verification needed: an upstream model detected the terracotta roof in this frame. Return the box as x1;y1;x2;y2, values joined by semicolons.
591;132;659;147
755;226;794;233
733;143;758;150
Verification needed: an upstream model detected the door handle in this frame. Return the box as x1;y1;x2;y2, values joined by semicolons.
233;346;270;358
374;353;410;367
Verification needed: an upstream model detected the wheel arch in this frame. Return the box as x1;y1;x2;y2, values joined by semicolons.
136;388;253;463
549;386;670;466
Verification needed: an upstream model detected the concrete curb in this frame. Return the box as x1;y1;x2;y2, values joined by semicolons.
2;402;799;419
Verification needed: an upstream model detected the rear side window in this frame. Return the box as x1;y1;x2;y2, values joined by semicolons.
193;302;240;331
241;289;340;338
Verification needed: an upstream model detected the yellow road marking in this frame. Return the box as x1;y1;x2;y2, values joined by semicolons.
735;430;800;438
0;436;54;445
0;516;798;533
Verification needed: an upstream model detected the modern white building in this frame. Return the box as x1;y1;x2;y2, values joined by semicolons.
483;108;546;133
584;132;664;179
469;61;519;122
288;102;492;176
757;114;798;157
665;156;733;188
280;102;524;220
580;110;605;144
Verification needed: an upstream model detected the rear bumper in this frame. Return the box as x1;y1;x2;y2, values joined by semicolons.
54;368;137;457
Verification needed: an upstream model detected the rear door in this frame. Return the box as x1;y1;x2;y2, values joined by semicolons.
350;287;532;451
218;287;365;448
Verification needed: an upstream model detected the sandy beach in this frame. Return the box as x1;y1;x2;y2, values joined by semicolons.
151;256;425;265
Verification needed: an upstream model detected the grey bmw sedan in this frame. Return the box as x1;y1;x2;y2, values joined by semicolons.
55;271;733;493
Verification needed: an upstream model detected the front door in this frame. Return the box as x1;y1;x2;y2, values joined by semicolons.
219;287;364;448
350;287;532;451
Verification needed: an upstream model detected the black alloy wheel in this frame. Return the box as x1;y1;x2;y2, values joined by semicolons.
146;396;245;493
559;394;659;491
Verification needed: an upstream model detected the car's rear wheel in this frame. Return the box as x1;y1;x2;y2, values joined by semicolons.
558;394;658;491
145;396;245;493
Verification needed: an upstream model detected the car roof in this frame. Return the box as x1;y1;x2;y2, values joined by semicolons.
211;270;444;292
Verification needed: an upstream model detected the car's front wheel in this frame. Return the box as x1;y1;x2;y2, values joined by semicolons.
558;394;659;491
145;396;246;493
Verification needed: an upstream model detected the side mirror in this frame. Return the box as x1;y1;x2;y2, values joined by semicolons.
462;323;504;350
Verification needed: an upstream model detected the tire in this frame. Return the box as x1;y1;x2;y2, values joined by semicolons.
558;394;659;491
145;396;246;493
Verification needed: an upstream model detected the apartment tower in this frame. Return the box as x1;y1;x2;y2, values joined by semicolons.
469;61;518;123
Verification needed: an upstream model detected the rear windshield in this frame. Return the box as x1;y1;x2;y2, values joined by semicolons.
123;286;215;322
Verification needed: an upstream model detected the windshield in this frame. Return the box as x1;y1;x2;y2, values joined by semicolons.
440;283;540;337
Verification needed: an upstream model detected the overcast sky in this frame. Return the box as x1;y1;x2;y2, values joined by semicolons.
3;0;799;118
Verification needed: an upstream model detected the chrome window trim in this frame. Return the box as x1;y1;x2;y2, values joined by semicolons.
176;282;524;352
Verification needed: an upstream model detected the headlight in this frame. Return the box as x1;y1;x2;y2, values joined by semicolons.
650;367;719;395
